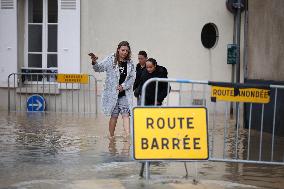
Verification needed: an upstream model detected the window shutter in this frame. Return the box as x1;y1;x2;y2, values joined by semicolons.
0;0;17;87
58;0;80;74
1;0;13;9
61;0;76;10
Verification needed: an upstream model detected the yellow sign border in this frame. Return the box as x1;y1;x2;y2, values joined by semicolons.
132;106;209;161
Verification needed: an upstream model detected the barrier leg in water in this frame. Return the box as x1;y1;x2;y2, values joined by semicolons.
139;162;145;177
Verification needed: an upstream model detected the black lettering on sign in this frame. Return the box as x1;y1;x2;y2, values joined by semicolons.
230;90;234;96
144;117;198;130
146;118;154;129
141;137;203;150
183;135;191;149
177;117;184;129
246;91;250;97
161;138;169;149
186;117;194;129
141;138;148;149
172;138;180;149
260;90;264;98
213;89;217;96
168;117;176;129
255;91;260;97
264;91;269;98
157;117;165;129
151;138;159;149
193;138;201;149
217;90;221;96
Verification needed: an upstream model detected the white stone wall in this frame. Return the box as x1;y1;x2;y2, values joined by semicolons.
81;0;242;83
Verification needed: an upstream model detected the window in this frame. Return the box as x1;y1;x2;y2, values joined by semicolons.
26;0;58;69
201;23;219;49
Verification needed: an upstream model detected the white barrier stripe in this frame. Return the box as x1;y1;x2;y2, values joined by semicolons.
48;75;51;112
259;104;264;161
14;74;16;111
167;82;170;106
78;83;80;113
19;78;22;111
178;83;182;105
247;103;252;160
60;83;63;112
89;78;91;112
270;85;284;89
202;84;206;106
223;102;228;159
190;83;194;105
155;81;158;106
211;103;216;158
271;88;278;161
72;83;74;112
210;158;284;165
83;82;86;113
235;103;240;159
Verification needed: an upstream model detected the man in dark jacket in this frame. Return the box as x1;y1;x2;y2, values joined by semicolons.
133;51;147;105
134;58;169;106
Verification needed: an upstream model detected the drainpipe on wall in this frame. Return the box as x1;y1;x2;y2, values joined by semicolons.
235;0;243;128
230;14;237;116
243;0;248;81
235;0;242;83
227;0;245;116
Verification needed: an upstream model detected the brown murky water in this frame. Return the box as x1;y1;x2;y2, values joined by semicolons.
0;112;284;189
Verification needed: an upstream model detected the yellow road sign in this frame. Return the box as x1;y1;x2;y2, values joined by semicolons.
57;74;89;84
211;86;270;103
132;107;208;160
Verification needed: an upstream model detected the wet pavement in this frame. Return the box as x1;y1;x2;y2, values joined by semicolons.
0;112;284;189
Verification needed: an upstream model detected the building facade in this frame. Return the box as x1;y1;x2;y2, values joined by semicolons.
1;0;283;111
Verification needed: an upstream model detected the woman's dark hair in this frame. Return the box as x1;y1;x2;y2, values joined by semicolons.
114;41;131;67
146;58;157;66
138;51;147;58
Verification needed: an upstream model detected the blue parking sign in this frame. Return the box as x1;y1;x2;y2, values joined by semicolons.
27;95;46;112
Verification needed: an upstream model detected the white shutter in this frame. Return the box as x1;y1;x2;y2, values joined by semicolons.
0;0;17;87
58;0;80;74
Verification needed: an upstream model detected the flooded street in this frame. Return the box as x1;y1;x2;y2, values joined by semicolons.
0;112;284;189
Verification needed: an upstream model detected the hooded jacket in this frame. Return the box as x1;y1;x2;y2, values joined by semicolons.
133;63;146;91
134;65;169;105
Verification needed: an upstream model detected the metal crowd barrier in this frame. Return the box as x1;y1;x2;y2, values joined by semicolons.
7;73;98;114
138;78;284;179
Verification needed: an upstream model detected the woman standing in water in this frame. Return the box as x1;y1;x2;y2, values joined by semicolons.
89;41;135;138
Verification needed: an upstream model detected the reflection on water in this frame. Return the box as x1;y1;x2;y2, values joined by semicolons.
108;137;130;159
0;112;284;189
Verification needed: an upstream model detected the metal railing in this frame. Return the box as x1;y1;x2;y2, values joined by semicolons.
138;78;284;179
8;73;99;114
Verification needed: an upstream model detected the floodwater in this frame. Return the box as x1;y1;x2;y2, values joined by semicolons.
0;112;284;189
